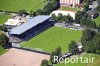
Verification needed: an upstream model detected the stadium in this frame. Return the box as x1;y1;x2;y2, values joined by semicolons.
9;15;54;43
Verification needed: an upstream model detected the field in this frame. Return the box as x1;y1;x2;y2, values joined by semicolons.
0;0;46;12
59;6;80;11
21;27;82;53
0;48;50;66
55;54;100;66
94;16;100;25
0;46;6;55
0;14;11;24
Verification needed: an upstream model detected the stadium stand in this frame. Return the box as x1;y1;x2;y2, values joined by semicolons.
9;15;54;42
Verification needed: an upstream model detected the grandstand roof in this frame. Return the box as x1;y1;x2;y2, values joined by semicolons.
9;15;50;35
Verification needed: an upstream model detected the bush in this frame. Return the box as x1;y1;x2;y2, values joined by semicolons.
0;26;8;32
0;10;3;12
96;50;100;54
41;59;49;66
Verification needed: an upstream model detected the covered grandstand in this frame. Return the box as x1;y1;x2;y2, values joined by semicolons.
9;15;53;42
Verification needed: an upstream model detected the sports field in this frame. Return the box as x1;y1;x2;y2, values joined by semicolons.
0;0;46;12
0;48;50;66
55;54;100;66
0;14;11;24
21;27;82;53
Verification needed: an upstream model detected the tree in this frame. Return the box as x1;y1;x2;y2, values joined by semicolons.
97;24;100;33
84;41;96;53
80;16;87;25
0;32;8;47
97;0;100;4
35;9;44;15
85;18;96;28
83;3;89;12
0;25;7;32
96;2;100;13
74;11;86;23
29;10;35;17
81;28;100;54
50;46;62;64
83;34;100;53
51;14;57;21
50;51;55;64
55;46;62;56
81;28;96;44
57;13;63;22
68;41;78;55
96;50;100;54
97;5;100;13
65;14;73;24
92;34;100;51
41;59;49;66
18;9;28;16
42;0;60;15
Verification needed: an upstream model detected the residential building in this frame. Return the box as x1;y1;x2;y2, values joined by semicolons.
60;0;83;6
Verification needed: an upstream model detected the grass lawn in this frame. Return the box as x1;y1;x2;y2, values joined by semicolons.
21;27;82;53
94;16;100;25
0;0;46;12
54;54;100;66
59;6;80;11
0;14;11;24
0;46;6;55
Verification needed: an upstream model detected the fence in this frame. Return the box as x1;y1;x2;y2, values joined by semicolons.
12;47;51;55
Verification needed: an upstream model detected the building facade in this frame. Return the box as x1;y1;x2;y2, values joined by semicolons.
60;0;83;6
50;10;76;19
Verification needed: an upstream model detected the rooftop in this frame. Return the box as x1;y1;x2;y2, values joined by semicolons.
9;15;50;35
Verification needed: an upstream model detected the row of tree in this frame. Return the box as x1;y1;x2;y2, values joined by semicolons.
51;13;73;23
18;0;60;16
51;11;97;29
41;41;80;66
81;28;100;54
40;46;62;66
0;32;8;48
0;25;8;32
74;11;97;28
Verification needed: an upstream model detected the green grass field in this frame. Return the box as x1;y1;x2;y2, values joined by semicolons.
59;6;80;11
0;14;11;24
94;16;100;25
21;27;82;53
55;54;100;66
0;0;46;12
0;46;6;55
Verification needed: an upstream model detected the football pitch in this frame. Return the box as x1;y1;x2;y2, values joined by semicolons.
21;27;82;53
0;0;46;12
